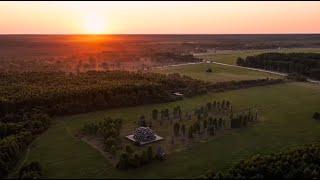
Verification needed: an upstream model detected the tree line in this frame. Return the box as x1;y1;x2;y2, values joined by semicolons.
151;52;201;64
0;109;50;178
237;52;320;80
207;78;284;92
203;143;320;179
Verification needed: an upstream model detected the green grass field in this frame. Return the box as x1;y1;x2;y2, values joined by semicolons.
11;82;320;178
195;48;320;65
154;63;282;83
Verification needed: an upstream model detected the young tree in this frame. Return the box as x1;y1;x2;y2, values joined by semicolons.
177;106;182;121
140;150;149;165
203;119;208;130
181;124;186;136
138;115;146;127
165;109;169;120
173;107;178;119
200;106;205;115
156;146;166;161
206;102;212;112
218;118;223;129
188;126;193;139
173;122;180;136
152;109;158;121
313;112;320;120
117;152;129;170
160;110;164;121
147;146;153;162
208;125;215;136
104;137;116;152
213;101;217;110
226;100;230;109
196;109;202;121
171;136;175;145
194;121;201;134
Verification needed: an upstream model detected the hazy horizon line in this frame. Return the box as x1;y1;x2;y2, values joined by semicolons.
1;33;320;36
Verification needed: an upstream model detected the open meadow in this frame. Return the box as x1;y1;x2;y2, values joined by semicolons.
153;63;282;83
195;48;320;65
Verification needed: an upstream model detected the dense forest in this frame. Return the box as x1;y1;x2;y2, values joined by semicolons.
0;71;207;116
204;143;320;179
150;52;201;64
237;53;320;80
207;78;284;92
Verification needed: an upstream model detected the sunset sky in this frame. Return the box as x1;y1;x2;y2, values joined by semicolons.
0;1;320;34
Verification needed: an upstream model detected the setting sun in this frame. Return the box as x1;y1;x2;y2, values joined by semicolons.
84;14;107;34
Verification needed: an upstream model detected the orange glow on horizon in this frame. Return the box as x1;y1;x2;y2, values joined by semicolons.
0;1;320;34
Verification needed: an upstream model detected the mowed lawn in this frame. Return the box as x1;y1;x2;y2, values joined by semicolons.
11;82;320;178
154;63;282;83
195;48;320;65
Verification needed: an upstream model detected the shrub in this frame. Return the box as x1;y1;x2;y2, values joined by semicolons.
19;161;42;179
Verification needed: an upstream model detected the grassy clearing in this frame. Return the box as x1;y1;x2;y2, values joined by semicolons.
154;63;282;83
195;48;320;65
12;82;320;178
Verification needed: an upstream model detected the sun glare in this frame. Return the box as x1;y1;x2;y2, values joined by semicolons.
84;14;107;34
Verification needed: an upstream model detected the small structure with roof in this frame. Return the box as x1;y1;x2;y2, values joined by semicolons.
173;92;184;97
126;127;163;146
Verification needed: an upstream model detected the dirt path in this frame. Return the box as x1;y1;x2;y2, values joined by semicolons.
152;62;204;69
153;60;320;85
210;61;287;76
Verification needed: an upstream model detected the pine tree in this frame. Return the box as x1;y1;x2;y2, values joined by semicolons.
188;126;193;139
181;124;186;136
